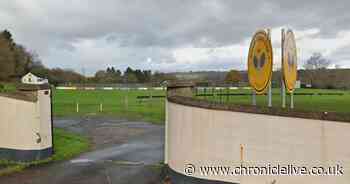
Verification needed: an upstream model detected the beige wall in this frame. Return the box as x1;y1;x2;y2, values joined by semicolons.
37;90;53;150
166;101;350;184
0;90;52;151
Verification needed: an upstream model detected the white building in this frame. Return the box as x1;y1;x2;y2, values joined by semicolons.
21;73;48;85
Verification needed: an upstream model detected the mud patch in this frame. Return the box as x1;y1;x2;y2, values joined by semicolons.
54;118;158;150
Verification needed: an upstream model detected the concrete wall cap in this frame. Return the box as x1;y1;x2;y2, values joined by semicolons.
0;91;37;102
167;95;350;123
166;81;195;88
17;83;51;91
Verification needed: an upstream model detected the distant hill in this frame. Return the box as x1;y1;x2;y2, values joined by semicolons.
168;69;350;89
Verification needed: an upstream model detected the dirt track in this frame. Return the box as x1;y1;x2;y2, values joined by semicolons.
0;117;164;184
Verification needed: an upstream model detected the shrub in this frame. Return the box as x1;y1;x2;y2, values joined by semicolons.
0;83;4;92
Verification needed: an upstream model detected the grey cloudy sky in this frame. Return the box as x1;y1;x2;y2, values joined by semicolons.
1;0;350;75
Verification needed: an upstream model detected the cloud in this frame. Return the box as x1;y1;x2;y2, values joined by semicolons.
1;0;350;75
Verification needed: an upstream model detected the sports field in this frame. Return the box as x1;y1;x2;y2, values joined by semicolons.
53;88;350;124
53;89;166;124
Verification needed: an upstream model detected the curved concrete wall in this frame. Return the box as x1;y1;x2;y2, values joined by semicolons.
166;100;350;184
0;90;53;161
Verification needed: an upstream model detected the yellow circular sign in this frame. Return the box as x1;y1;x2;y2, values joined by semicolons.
282;30;297;93
248;30;273;94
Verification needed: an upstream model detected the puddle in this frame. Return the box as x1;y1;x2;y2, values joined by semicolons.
70;159;94;164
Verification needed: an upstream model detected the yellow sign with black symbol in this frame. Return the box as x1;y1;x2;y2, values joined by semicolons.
248;30;273;94
282;30;297;93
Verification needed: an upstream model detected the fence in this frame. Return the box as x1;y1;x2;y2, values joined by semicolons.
194;84;350;115
52;88;166;123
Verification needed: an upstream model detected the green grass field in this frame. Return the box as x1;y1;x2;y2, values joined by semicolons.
52;88;350;124
53;89;166;124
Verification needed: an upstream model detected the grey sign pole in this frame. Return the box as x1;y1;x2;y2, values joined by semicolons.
267;29;272;107
268;82;272;107
291;92;294;109
282;82;286;108
281;29;286;108
252;90;256;106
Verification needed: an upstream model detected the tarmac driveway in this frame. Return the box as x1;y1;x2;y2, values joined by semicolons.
0;117;165;184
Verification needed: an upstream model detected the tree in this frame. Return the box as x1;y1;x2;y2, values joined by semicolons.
303;53;331;70
93;67;124;83
0;32;15;81
152;71;177;83
225;70;241;84
124;73;138;83
0;30;40;81
0;29;87;84
13;45;29;75
110;67;115;73
125;67;134;75
116;69;122;77
303;53;332;88
94;70;107;82
142;70;152;83
2;30;13;43
123;67;138;83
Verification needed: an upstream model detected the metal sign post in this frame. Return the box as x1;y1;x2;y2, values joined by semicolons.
291;92;294;109
282;82;286;108
252;90;256;106
267;29;272;107
281;29;286;108
268;81;272;107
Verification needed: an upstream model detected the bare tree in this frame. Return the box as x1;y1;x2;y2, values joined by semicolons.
335;64;342;69
303;53;332;88
303;53;331;70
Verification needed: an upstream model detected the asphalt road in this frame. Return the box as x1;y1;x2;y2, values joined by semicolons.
0;118;164;184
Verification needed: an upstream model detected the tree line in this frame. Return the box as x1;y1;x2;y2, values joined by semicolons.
90;67;176;84
0;30;175;85
0;30;85;85
93;67;151;83
2;30;347;88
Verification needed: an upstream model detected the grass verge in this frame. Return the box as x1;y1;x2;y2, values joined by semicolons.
0;83;17;93
0;128;90;176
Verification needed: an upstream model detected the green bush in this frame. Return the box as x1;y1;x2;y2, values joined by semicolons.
0;84;4;92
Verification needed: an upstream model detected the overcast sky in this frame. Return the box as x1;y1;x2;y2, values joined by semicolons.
1;0;350;75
